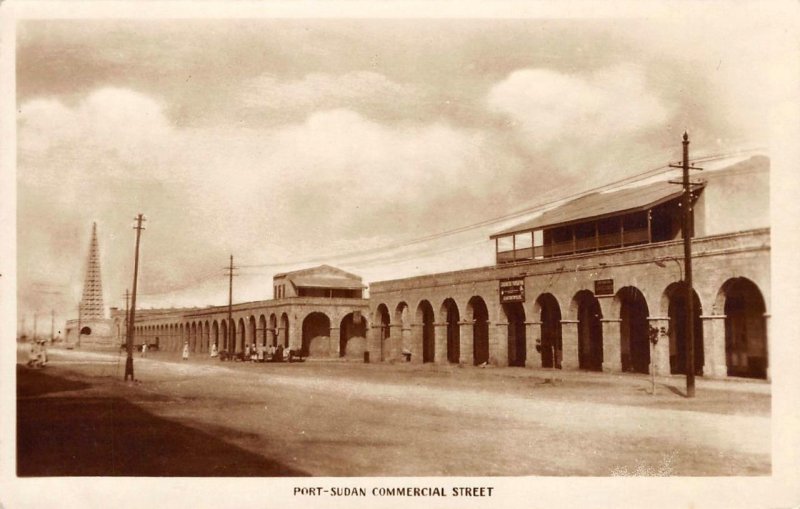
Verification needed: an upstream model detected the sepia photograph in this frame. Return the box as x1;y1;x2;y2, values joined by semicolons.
2;1;799;508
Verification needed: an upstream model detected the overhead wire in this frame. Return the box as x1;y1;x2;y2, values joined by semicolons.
131;146;765;298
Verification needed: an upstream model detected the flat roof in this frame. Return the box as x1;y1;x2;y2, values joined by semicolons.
491;180;704;238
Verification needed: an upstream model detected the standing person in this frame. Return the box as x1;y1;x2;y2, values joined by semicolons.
244;343;250;361
141;343;148;358
251;343;258;362
210;342;218;358
182;341;190;361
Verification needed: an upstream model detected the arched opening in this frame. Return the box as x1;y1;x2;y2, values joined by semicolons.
248;316;257;350
375;304;391;362
574;290;603;371
339;312;367;358
665;282;704;375
441;299;460;364
237;318;246;353
416;300;435;363
80;326;92;335
302;312;331;357
536;293;562;368
617;286;650;374
269;314;278;346
503;302;526;367
468;296;489;365
220;320;228;351
395;302;411;357
721;278;767;379
280;313;289;348
258;315;267;347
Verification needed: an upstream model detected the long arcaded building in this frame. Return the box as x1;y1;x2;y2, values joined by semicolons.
368;155;770;380
115;155;770;381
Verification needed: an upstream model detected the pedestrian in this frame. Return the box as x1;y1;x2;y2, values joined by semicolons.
27;341;40;368
244;343;251;361
182;341;189;361
141;343;148;358
210;342;218;358
251;343;258;362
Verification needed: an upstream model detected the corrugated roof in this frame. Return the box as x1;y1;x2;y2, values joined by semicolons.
288;276;366;290
492;180;703;238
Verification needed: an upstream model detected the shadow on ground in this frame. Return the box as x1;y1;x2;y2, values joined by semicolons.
17;366;308;477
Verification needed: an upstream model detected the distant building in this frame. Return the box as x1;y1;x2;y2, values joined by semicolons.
64;223;114;347
111;265;370;359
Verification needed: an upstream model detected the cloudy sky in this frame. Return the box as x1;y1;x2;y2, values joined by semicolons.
14;9;792;330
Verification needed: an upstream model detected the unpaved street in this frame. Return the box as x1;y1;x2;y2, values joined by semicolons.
17;347;770;476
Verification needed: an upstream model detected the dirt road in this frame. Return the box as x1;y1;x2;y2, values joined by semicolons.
17;347;770;476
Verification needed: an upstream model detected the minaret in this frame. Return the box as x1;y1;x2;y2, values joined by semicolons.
80;222;105;319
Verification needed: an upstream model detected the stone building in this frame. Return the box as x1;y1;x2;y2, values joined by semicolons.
368;156;770;380
111;265;370;359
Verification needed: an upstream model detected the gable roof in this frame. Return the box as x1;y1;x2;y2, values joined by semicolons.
274;264;365;289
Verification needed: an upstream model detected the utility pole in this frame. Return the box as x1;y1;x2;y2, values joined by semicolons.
50;309;55;343
33;312;38;342
224;255;238;355
669;132;703;398
123;289;130;342
125;214;146;382
77;303;82;347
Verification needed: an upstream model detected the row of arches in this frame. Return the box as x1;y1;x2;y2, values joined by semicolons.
300;312;368;358
132;312;291;354
373;277;768;379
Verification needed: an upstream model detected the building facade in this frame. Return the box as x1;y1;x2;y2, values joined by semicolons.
106;156;770;381
111;265;371;359
368;156;770;380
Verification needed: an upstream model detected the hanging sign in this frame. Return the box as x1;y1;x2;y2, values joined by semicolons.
594;278;614;296
499;278;525;303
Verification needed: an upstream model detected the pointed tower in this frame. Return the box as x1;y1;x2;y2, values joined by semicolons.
80;222;106;319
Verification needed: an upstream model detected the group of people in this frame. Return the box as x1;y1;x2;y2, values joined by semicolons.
181;341;297;362
26;340;48;368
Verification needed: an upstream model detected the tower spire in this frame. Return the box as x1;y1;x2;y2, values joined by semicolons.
80;222;105;319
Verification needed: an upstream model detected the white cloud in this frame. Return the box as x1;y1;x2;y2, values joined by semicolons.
487;65;670;148
18;89;522;311
241;71;417;111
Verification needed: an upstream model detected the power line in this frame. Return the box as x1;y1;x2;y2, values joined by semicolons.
131;147;765;298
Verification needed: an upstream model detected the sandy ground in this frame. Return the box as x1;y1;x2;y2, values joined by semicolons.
17;346;770;476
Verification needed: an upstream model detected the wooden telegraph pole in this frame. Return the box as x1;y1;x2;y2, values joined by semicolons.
669;132;703;398
224;255;238;356
125;214;146;381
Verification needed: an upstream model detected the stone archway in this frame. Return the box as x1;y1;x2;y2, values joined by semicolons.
664;282;704;376
416;300;435;363
468;296;489;365
573;290;603;371
616;286;650;374
339;312;367;358
375;304;391;361
302;312;331;357
535;293;562;368
719;277;767;379
503;302;526;367
441;299;460;364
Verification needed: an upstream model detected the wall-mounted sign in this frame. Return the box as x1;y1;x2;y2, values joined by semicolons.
500;278;525;303
594;278;614;296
